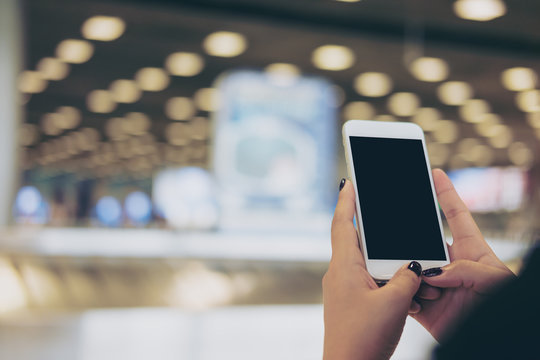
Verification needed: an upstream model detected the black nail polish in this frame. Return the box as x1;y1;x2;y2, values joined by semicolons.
408;261;422;277
339;178;346;191
422;267;442;277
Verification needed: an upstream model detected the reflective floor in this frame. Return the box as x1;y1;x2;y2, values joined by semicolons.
0;306;436;360
0;229;529;360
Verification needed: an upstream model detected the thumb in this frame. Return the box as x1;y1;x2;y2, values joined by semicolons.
382;261;423;301
422;260;514;295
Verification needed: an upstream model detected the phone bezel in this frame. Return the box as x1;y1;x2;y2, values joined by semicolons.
342;120;450;280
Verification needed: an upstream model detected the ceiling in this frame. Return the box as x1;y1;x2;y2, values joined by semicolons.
21;0;540;178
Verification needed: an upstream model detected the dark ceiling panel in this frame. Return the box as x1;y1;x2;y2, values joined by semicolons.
21;0;540;174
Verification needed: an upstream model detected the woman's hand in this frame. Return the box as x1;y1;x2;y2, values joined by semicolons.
323;180;423;360
412;169;515;341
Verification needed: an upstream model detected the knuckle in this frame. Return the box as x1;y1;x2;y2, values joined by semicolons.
450;259;474;269
444;206;469;221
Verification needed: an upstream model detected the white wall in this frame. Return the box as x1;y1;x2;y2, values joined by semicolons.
0;0;23;226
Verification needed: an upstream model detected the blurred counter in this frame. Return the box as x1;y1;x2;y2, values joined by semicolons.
0;227;530;262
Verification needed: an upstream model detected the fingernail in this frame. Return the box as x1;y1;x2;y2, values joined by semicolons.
422;267;442;277
339;178;346;191
408;261;422;277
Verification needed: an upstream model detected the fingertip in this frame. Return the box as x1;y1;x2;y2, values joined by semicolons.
432;168;445;176
336;178;355;205
385;262;423;298
408;299;422;315
338;178;352;193
339;178;346;191
407;261;422;277
422;267;443;277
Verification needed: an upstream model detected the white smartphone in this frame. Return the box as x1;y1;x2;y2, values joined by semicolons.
342;120;450;282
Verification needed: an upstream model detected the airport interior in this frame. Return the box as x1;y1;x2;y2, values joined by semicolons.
0;0;539;359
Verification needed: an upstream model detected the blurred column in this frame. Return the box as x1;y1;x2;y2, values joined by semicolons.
0;0;23;226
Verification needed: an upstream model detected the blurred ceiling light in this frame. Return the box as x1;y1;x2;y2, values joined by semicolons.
56;39;94;64
374;114;397;122
115;140;133;158
18;71;47;93
129;137;146;155
191;117;208;140
433;120;459;143
135;67;170;92
194;88;220;112
56;106;81;129
427;142;450;167
343;101;375;120
453;0;506;21
470;144;494;166
412;107;441;132
459;98;491;123
165;97;196;121
265;63;301;86
486;124;512;148
40;142;53;156
312;45;355;71
526;112;540;128
166;52;205;76
449;154;468;169
51;111;71;130
387;92;420;117
203;31;247;57
437;81;473;105
335;0;361;2
64;134;80;155
475;113;502;136
81;16;125;41
19;124;39;146
457;137;481;158
120;118;136;136
354;72;393;97
77;127;101;151
165;122;191;146
508;141;533;167
125;112;151;135
105;117;126;140
409;57;449;82
87;89;116;113
515;89;540;112
41;113;63;136
501;67;537;91
36;57;70;81
109;79;141;103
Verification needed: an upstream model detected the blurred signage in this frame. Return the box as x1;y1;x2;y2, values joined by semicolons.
448;167;528;213
213;70;337;215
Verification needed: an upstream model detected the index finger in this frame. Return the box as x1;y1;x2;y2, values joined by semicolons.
330;179;365;266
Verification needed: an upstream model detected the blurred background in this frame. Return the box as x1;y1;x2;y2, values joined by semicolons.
0;0;539;359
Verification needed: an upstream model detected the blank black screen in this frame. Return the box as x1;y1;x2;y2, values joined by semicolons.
350;136;446;260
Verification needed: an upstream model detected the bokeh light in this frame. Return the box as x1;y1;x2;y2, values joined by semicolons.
95;196;122;226
311;45;355;71
81;16;126;41
203;31;247;57
124;191;152;225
